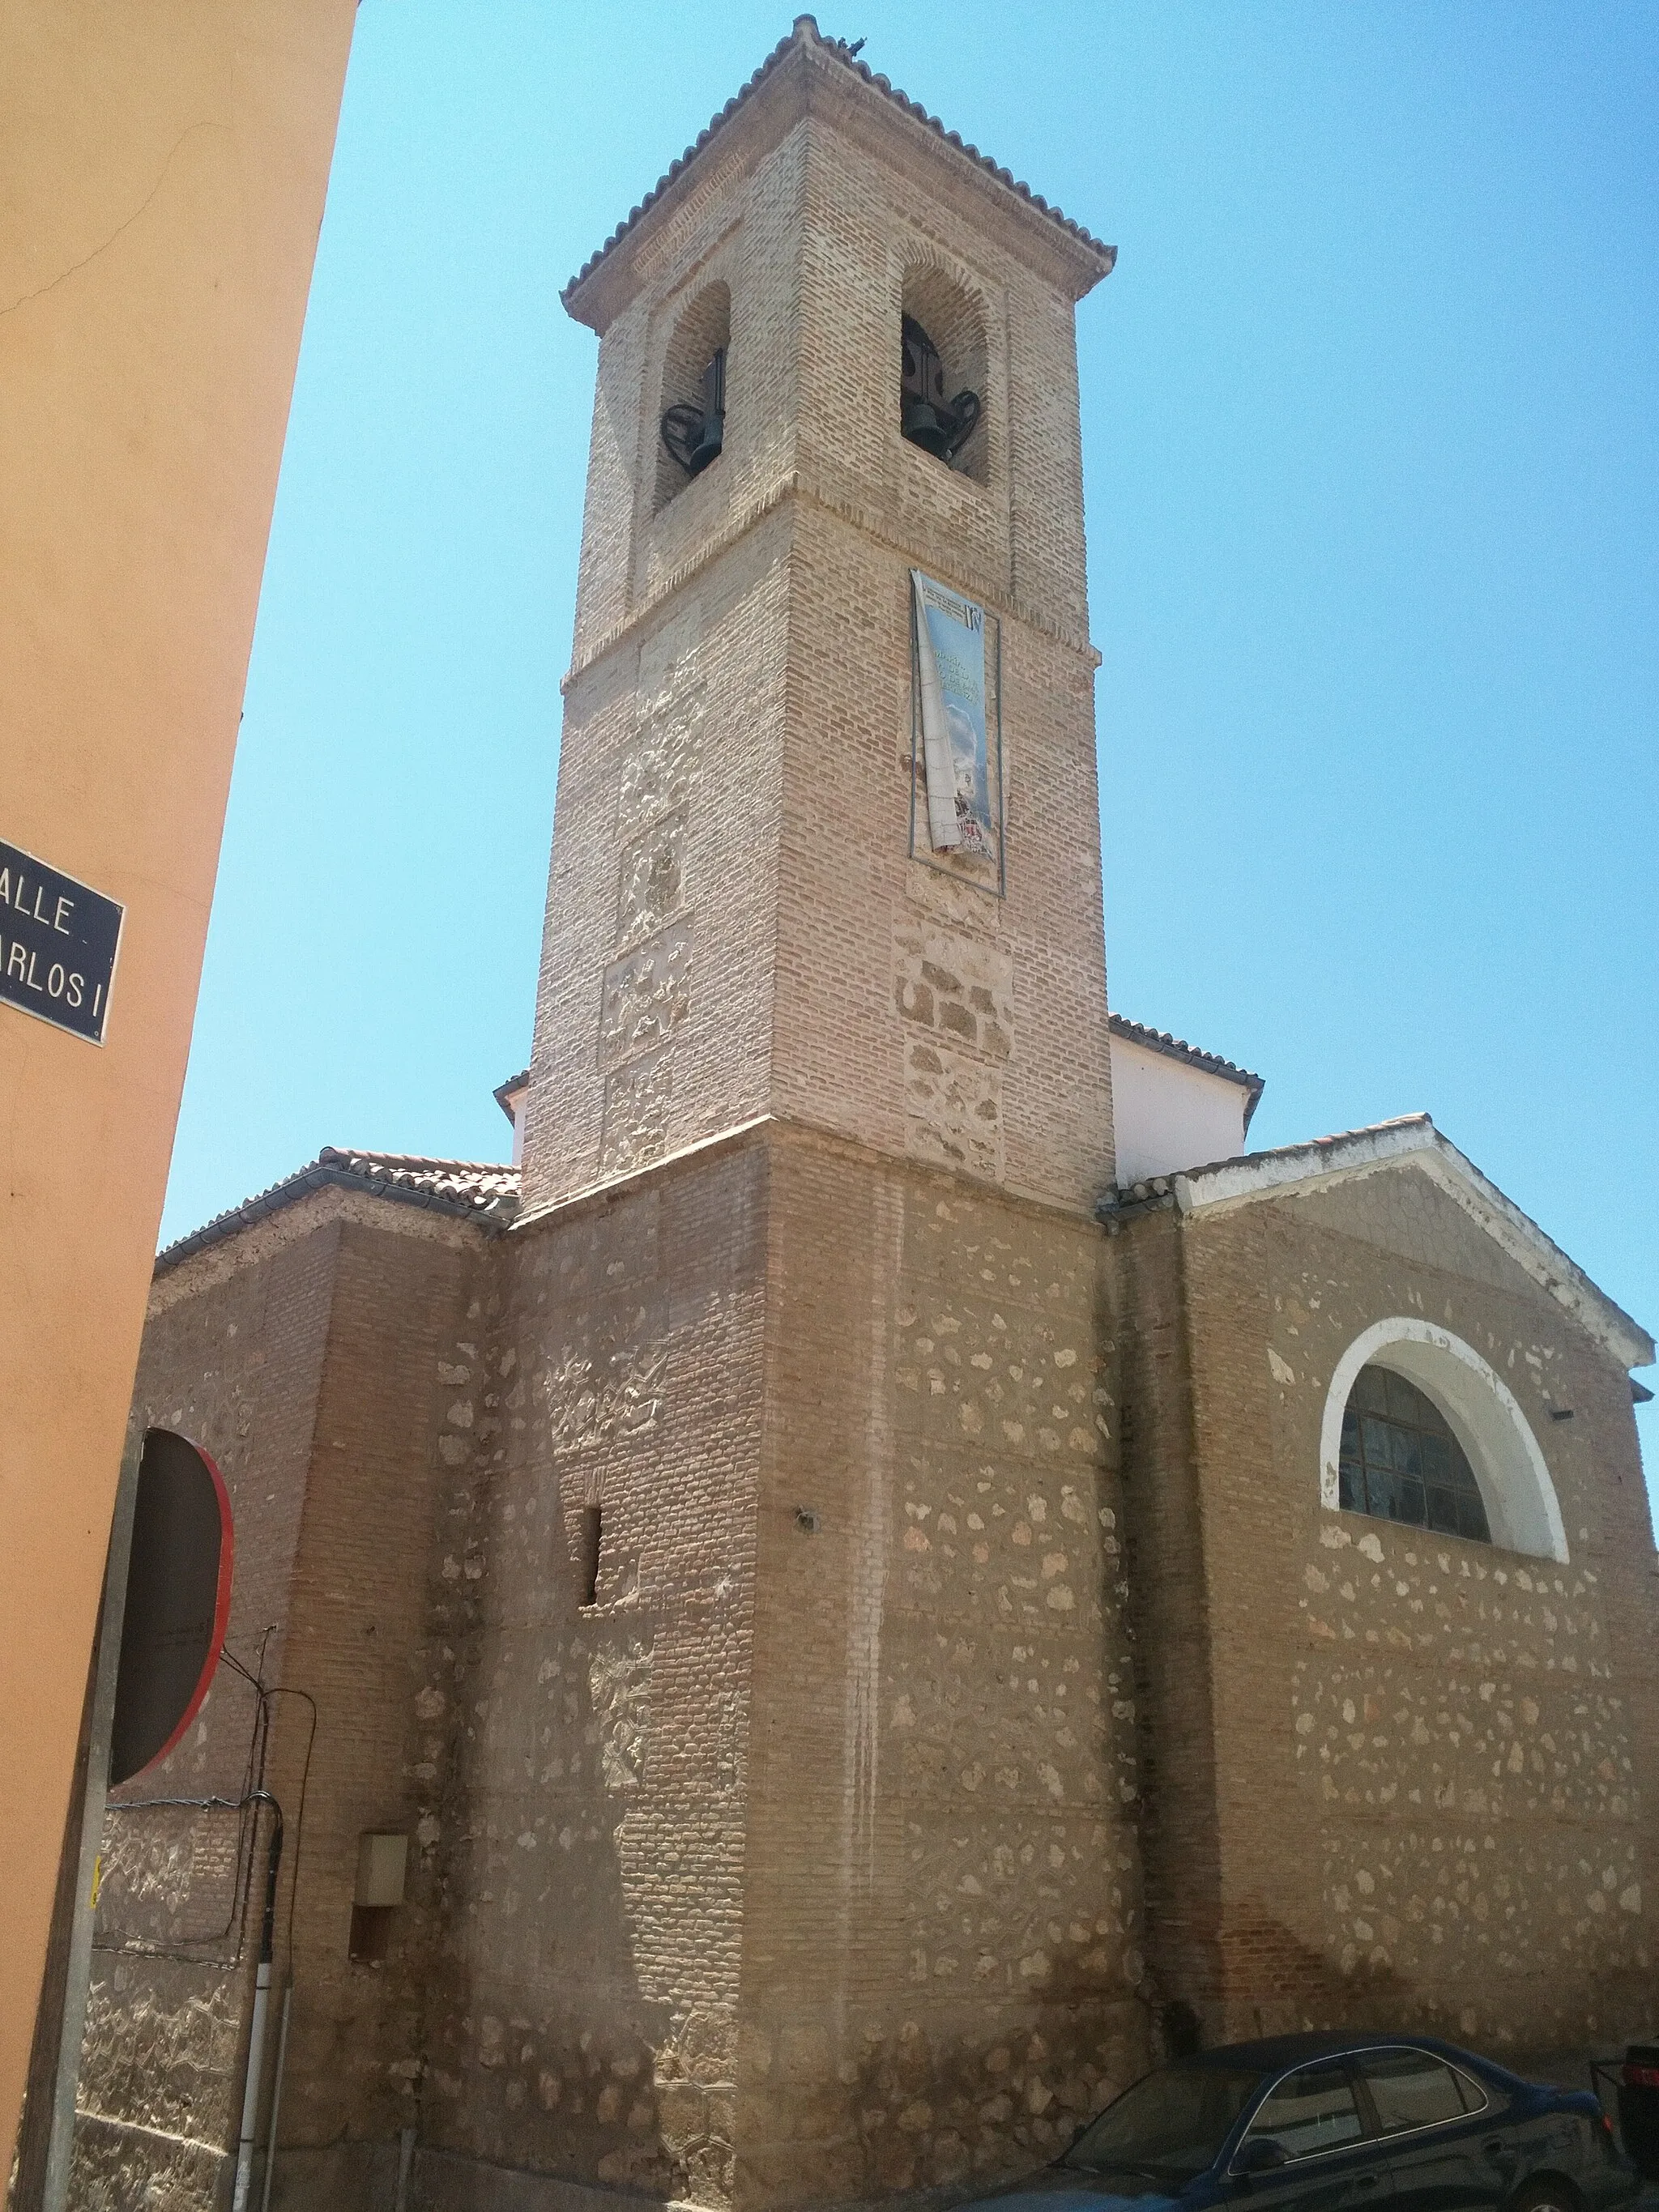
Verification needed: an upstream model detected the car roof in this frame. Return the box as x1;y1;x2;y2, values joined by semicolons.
1179;2031;1480;2074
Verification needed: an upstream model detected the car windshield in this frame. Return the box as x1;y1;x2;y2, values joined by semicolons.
1063;2062;1261;2182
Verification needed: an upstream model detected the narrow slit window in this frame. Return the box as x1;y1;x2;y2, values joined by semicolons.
578;1503;602;1607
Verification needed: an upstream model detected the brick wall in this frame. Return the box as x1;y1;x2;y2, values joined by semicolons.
72;1208;342;2206
69;1197;490;2210
405;1138;769;2205
1112;1165;1658;2063
267;1213;490;2180
736;1132;1145;2206
523;35;1115;1225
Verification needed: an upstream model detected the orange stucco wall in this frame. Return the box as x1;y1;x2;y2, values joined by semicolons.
0;0;356;2174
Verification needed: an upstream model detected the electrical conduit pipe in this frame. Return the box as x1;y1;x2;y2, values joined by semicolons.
232;1798;283;2212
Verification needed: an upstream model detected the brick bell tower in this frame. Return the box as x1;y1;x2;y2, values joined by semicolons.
495;20;1146;2208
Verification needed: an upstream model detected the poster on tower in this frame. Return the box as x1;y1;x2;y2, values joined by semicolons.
911;569;1001;882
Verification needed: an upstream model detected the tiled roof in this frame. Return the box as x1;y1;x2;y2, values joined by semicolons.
1109;1012;1265;1129
562;15;1114;309
1101;1114;1431;1212
1099;1114;1654;1374
494;1068;530;1121
156;1148;519;1274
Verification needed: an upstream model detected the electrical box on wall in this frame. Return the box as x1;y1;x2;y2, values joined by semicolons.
355;1831;408;1908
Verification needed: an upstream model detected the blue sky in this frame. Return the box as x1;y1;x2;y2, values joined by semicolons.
162;2;1657;1486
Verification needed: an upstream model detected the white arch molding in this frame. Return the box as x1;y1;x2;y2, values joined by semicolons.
1317;1316;1568;1565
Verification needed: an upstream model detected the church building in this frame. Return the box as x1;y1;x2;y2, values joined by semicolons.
70;21;1656;2212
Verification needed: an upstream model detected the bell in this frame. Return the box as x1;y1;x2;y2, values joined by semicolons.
900;314;980;467
900;399;953;459
660;346;727;478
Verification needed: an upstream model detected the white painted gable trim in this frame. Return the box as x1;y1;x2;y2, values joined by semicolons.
1170;1116;1654;1375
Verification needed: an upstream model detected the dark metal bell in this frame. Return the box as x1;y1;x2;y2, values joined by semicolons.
660;347;727;478
899;313;981;467
900;398;955;459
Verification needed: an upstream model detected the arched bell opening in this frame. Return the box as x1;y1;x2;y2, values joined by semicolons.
655;280;731;511
899;266;987;484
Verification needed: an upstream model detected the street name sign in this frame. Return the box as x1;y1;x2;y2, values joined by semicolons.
0;838;124;1045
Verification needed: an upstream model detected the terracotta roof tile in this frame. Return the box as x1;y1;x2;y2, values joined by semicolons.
156;1148;519;1273
562;15;1113;309
1102;1114;1431;1211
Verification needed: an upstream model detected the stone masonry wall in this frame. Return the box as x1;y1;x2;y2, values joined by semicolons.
404;1140;770;2207
1118;1165;1657;2062
736;1132;1146;2208
71;1207;344;2210
264;1213;492;2194
70;1197;492;2212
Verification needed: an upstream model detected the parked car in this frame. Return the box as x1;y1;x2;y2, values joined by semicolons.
1614;2043;1659;2183
961;2031;1638;2212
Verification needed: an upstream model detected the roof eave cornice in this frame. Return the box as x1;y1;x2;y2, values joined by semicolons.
561;20;1114;335
1168;1118;1654;1375
154;1153;519;1276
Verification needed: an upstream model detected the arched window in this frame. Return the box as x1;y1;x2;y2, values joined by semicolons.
899;265;987;484
1318;1317;1568;1562
655;280;730;511
1338;1365;1491;1543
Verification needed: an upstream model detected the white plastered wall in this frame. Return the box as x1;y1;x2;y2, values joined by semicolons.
1109;1036;1251;1187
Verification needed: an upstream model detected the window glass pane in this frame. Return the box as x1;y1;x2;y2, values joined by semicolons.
1341;1366;1491;1548
1358;2050;1465;2133
1456;1490;1491;1544
1384;1370;1421;1424
1354;1368;1388;1413
1064;2064;1260;2181
1362;1417;1393;1466
1424;1487;1461;1537
1247;2064;1364;2160
1364;1464;1398;1518
1390;1478;1427;1528
1450;2069;1488;2116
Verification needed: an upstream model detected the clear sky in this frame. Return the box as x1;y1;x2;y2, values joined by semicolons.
160;1;1658;1494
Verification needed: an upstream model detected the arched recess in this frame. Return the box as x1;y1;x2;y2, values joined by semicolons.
1317;1317;1568;1564
899;261;989;484
655;279;731;512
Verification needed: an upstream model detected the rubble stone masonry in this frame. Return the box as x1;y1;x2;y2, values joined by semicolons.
71;1196;491;2210
1109;1166;1657;2065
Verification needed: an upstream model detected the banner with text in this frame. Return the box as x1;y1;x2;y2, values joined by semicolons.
911;569;995;859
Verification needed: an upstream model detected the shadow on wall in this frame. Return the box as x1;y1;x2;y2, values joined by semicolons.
1201;1912;1418;2049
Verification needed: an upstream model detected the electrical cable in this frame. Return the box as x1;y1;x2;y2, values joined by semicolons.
91;1792;274;1963
97;1633;318;1971
98;1641;270;1954
261;1686;317;1974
